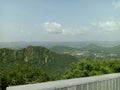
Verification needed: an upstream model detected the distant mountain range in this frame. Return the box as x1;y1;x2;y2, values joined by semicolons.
0;41;120;49
0;44;120;90
50;46;80;53
50;44;120;54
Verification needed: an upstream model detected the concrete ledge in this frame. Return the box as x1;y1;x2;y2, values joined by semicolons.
7;73;120;90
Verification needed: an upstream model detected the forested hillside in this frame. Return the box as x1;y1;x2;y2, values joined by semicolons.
50;44;120;59
0;45;78;72
0;46;78;90
50;46;79;53
0;46;120;90
62;59;120;79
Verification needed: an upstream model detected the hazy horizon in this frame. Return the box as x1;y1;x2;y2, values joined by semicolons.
1;40;120;43
1;0;120;42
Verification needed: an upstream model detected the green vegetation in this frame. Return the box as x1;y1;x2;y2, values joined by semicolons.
50;44;120;59
0;45;78;73
62;59;120;79
0;64;51;90
0;46;120;90
50;44;120;54
0;46;78;90
50;46;79;53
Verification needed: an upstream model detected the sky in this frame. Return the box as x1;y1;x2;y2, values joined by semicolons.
0;0;120;42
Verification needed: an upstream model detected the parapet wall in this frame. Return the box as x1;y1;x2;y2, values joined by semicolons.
7;73;120;90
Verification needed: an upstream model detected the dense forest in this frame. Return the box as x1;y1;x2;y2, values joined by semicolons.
62;59;120;79
0;45;78;72
0;46;78;90
0;46;120;90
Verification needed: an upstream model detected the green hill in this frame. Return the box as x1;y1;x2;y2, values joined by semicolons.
1;45;120;90
109;45;120;54
81;44;106;52
50;46;79;53
0;45;78;72
0;45;78;90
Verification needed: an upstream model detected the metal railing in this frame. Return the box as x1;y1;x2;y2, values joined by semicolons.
7;73;120;90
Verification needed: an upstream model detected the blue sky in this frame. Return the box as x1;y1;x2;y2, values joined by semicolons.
0;0;120;42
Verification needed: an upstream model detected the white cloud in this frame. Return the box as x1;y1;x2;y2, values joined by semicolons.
43;22;62;34
42;21;120;36
42;22;88;35
113;1;120;9
91;21;120;32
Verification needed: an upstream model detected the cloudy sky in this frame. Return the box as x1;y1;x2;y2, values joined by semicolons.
0;0;120;42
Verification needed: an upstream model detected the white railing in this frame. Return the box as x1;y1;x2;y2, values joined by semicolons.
7;73;120;90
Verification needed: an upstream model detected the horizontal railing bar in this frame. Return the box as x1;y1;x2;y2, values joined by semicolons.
7;73;120;90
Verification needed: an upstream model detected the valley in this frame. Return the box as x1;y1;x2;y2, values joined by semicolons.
0;42;120;90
